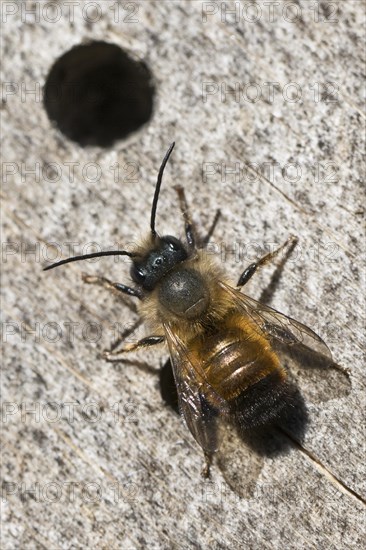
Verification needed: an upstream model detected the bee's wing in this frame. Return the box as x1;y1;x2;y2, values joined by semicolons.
163;324;230;454
219;281;332;357
219;282;350;403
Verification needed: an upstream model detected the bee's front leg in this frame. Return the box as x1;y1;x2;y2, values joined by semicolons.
174;185;221;249
82;273;143;353
82;273;142;303
237;235;298;288
174;185;196;250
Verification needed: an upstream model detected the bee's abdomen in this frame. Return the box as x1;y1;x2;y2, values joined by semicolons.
202;331;282;396
199;322;289;428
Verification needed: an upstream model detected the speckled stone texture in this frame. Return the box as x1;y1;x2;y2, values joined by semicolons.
1;1;365;549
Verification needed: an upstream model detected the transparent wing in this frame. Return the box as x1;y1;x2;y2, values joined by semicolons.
219;281;332;357
219;282;350;403
163;324;230;454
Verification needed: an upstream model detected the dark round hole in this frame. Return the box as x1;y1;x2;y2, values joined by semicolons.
44;41;155;147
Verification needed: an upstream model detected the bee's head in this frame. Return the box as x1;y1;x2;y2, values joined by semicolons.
131;235;187;291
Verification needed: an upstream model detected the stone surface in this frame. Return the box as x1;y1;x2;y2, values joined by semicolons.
1;1;365;549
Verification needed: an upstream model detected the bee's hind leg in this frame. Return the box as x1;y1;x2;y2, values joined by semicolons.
237;235;298;288
201;451;213;479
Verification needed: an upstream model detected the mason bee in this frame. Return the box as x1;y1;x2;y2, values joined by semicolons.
44;143;348;477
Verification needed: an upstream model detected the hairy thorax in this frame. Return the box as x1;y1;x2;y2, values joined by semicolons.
138;251;232;338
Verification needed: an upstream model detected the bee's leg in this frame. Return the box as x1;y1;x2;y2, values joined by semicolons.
159;359;179;414
82;273;141;312
237;235;298;288
201;451;213;478
82;273;143;354
108;318;143;353
201;209;221;247
103;335;165;361
174;185;196;249
174;185;221;249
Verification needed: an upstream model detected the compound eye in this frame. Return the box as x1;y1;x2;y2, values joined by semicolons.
133;266;146;282
162;236;183;252
168;241;179;251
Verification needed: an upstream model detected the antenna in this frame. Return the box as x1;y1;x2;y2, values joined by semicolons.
43;143;176;272
43;250;135;271
150;142;175;236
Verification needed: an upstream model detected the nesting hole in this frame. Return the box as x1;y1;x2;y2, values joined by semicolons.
44;41;155;147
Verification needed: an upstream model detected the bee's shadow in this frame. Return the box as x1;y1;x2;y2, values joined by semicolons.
159;358;309;458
